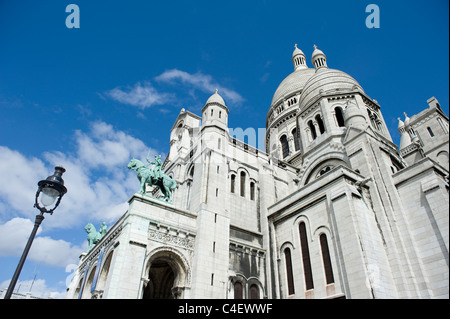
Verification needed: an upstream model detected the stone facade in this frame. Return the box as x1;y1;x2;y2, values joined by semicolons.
66;44;449;299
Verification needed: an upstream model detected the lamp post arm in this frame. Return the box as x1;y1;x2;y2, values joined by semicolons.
4;212;45;299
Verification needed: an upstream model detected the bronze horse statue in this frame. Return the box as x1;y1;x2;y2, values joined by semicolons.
127;157;177;203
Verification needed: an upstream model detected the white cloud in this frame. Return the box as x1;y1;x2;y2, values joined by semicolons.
0;278;67;299
0;121;161;262
40;121;159;228
104;70;244;110
0;147;48;217
155;69;244;105
0;218;82;267
0;218;38;257
105;81;173;109
74;121;151;169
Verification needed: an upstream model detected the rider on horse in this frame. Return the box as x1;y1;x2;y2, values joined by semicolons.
147;155;163;181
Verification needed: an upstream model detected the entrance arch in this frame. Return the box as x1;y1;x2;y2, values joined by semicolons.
142;247;190;299
143;259;175;299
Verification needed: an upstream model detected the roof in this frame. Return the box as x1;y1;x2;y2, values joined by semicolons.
298;68;364;110
270;68;316;107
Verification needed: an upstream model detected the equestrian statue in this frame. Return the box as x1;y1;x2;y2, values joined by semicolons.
127;154;177;203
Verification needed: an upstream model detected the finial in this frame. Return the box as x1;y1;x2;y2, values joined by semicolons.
313;44;317;50
215;88;218;94
294;43;298;49
403;112;410;126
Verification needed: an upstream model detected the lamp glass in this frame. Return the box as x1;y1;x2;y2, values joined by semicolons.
40;187;60;207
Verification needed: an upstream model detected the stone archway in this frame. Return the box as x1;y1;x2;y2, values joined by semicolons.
142;248;190;299
143;258;175;299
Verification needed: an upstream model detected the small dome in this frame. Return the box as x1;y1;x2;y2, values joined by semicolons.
298;68;363;110
311;44;328;71
292;44;305;58
205;89;226;106
311;45;325;60
292;44;308;71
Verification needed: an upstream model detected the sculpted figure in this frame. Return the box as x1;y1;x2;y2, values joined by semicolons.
85;222;106;252
148;155;163;180
127;155;177;203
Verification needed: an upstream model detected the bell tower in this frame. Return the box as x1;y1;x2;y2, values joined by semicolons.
201;89;229;130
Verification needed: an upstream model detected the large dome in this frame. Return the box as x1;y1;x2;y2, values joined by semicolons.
298;68;364;110
270;68;315;107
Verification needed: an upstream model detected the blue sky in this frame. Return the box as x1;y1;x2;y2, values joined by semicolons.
0;0;448;298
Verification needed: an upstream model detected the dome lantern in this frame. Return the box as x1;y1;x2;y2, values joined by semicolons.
202;89;229;128
311;44;328;71
292;44;307;70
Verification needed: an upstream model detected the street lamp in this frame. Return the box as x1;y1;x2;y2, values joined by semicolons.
4;166;67;299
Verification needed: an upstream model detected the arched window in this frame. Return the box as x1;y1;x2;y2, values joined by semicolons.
230;174;236;193
284;248;295;295
299;222;314;290
319;166;331;176
367;109;382;130
249;284;259;299
280;135;290;158
240;172;246;197
315;115;325;134
375;115;383;131
320;234;335;284
186;166;195;210
308;121;317;140
234;281;243;299
427;127;434;137
250;182;255;201
211;109;214;117
335;107;345;127
292;128;300;151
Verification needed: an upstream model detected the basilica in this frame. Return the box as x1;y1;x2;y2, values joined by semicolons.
66;44;449;299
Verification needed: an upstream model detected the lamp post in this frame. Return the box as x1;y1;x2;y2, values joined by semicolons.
4;166;67;299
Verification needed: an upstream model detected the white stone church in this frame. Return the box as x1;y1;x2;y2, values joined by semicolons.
66;44;449;299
